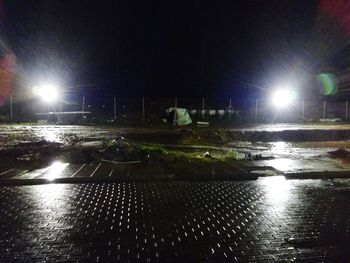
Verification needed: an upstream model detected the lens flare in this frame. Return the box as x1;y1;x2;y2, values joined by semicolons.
317;73;338;96
320;0;350;36
0;54;16;105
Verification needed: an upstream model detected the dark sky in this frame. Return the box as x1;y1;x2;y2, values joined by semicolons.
2;0;320;97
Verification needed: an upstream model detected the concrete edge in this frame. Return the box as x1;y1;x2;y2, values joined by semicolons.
284;171;350;180
0;174;259;186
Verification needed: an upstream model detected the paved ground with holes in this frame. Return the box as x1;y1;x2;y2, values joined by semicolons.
1;178;350;262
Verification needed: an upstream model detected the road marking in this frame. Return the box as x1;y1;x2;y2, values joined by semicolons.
16;170;29;177
108;169;114;177
102;159;142;164
0;169;29;179
71;164;86;177
13;167;50;179
0;169;13;176
90;163;102;177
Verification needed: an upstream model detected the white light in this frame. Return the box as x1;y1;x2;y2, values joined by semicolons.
33;84;59;103
271;89;296;108
44;161;69;181
260;176;292;205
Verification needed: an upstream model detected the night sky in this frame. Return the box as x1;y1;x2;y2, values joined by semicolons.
1;0;340;98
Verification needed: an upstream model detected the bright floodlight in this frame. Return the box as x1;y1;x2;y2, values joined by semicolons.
33;84;59;103
271;89;296;108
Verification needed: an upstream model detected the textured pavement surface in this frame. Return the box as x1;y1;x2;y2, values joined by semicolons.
1;177;350;262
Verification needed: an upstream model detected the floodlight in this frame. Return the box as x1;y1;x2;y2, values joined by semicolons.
33;84;59;103
271;89;296;108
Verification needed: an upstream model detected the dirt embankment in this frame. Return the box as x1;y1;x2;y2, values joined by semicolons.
239;129;350;142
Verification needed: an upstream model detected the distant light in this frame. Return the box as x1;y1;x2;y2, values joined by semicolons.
271;89;296;108
33;84;59;103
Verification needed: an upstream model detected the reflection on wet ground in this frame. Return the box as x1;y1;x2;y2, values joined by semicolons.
0;125;116;144
44;161;70;181
231;141;350;173
1;178;350;261
1;161;159;182
234;123;350;131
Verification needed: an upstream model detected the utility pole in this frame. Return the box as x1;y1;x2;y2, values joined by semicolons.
202;97;205;119
346;101;348;121
10;95;13;121
302;101;305;120
113;96;117;120
142;97;145;120
82;96;85;117
229;98;232;120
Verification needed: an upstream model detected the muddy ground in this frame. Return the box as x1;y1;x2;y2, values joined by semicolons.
1;124;350;179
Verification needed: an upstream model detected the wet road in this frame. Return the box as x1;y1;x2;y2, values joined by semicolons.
1;177;350;262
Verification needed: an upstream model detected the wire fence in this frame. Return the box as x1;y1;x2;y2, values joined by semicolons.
1;95;349;124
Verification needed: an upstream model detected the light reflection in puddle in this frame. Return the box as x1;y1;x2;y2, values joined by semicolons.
33;183;68;203
257;176;300;250
42;161;69;181
38;127;61;142
28;184;74;251
271;141;288;155
248;141;346;173
264;158;296;172
260;176;292;205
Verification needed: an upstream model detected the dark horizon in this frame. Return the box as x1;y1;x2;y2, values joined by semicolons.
2;0;344;99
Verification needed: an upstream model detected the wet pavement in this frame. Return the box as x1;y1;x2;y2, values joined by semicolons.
1;177;350;262
0;158;348;185
0;161;257;185
0;161;148;184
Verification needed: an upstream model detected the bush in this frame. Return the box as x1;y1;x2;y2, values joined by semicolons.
224;149;240;160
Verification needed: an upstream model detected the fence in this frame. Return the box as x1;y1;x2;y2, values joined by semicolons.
1;95;350;124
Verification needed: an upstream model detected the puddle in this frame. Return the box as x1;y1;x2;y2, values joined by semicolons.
236;141;350;173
